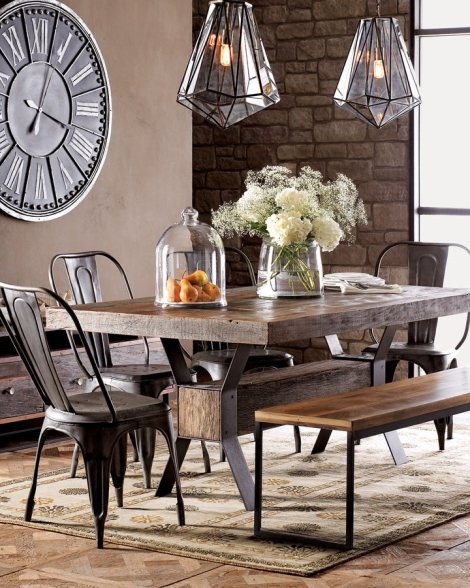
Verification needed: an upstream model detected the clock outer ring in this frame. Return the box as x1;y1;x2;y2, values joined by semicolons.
0;0;112;222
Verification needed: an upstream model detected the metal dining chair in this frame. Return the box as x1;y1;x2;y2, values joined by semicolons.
362;241;470;449
190;246;301;454
49;251;210;485
0;282;184;548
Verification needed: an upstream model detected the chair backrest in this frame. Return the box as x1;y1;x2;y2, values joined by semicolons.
375;241;470;346
49;251;149;369
225;246;256;287
0;283;117;420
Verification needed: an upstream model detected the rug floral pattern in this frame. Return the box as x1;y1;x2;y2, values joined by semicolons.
1;423;470;576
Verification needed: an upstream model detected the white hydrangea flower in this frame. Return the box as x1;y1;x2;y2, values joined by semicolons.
275;188;310;214
311;216;343;251
266;211;312;246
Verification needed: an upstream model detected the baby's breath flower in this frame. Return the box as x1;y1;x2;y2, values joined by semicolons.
237;186;276;223
211;203;250;238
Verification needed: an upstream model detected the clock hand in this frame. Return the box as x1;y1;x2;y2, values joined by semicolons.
32;64;55;135
26;99;73;131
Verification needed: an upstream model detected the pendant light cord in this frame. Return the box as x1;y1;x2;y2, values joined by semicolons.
376;0;381;17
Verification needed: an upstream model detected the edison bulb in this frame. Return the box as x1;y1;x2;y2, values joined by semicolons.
220;43;231;67
374;59;385;79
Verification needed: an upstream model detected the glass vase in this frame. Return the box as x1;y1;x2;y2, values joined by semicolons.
257;239;324;298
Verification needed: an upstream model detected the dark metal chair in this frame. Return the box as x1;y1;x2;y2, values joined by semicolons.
190;246;300;453
362;241;470;449
49;251;210;485
0;282;184;548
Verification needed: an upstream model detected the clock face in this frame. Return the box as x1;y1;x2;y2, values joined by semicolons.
0;0;111;221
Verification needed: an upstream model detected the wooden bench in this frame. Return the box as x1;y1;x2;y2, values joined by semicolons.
254;366;470;550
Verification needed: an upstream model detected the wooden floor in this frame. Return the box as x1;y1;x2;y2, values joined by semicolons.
1;438;470;587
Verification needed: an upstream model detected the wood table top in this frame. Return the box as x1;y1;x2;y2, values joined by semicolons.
45;286;470;346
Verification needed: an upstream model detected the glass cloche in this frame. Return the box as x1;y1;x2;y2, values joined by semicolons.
155;207;227;307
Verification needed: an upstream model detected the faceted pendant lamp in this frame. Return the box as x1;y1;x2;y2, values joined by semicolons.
334;2;421;128
177;0;280;129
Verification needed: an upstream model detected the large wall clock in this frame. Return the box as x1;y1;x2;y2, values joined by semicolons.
0;0;111;221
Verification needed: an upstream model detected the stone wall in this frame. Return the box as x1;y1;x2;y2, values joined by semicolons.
191;0;412;362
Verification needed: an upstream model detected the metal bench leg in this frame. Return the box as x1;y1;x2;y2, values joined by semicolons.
254;422;263;535
446;415;454;440
346;431;355;550
434;418;447;450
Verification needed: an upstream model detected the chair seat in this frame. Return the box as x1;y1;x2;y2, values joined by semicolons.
363;342;459;375
363;342;456;359
191;348;294;380
100;363;173;383
48;390;171;424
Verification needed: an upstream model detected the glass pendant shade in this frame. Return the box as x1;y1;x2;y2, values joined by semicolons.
334;17;421;128
177;0;280;129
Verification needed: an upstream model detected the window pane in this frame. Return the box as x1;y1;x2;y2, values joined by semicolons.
421;0;470;28
419;215;470;366
419;35;470;208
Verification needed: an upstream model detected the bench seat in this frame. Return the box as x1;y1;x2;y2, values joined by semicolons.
254;366;470;550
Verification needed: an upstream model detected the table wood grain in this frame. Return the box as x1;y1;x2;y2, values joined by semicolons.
46;286;470;344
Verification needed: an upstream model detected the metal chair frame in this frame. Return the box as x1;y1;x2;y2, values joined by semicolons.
49;251;201;484
365;240;470;448
0;282;184;548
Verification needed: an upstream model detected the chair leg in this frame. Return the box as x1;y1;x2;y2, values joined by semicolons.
201;440;211;473
160;414;185;526
434;418;447;451
134;428;157;488
385;360;400;382
70;443;81;477
110;434;128;508
219;444;226;463
293;425;301;453
130;430;139;462
82;445;114;549
25;426;49;522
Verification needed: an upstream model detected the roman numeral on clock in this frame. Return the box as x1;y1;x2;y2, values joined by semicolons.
58;158;73;189
69;130;94;161
0;128;10;157
3;26;25;66
0;71;10;89
31;18;49;55
71;63;93;86
34;164;48;200
76;101;99;117
4;153;24;194
56;32;72;64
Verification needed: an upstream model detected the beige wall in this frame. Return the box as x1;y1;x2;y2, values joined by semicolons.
0;0;192;297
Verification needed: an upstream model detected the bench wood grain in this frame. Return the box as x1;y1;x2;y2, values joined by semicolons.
255;366;470;434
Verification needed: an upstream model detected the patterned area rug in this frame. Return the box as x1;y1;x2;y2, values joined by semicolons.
1;423;470;577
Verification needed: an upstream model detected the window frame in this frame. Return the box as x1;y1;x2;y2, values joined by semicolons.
412;1;470;240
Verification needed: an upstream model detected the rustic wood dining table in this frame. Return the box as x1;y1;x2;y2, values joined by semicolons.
46;285;470;510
